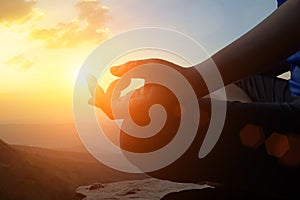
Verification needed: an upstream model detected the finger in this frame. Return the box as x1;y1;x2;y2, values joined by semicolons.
106;78;131;99
110;61;139;77
86;74;98;96
106;79;119;97
93;85;105;109
110;59;164;77
88;98;94;105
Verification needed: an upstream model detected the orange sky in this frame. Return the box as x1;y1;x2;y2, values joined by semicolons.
0;0;111;123
0;0;280;150
0;0;193;124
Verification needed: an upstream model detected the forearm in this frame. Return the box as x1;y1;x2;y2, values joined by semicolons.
196;0;300;86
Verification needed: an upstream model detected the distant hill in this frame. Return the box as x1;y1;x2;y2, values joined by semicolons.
0;123;82;150
0;139;147;200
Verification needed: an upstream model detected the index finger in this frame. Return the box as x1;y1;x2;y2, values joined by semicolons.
86;74;98;96
110;59;166;77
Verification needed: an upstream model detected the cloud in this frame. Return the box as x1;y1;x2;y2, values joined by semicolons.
4;54;38;71
0;0;36;23
30;0;111;48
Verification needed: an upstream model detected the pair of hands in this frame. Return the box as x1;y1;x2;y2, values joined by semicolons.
87;58;206;125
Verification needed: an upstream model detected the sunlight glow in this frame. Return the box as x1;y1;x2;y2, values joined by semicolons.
0;0;111;123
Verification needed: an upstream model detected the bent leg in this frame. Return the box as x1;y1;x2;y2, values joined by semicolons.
235;75;293;103
148;98;300;198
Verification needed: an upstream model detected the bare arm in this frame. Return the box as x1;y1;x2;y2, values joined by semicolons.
98;0;300;116
201;0;300;86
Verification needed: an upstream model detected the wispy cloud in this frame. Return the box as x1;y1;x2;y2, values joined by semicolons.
1;0;111;73
4;54;38;71
0;0;38;24
30;0;111;48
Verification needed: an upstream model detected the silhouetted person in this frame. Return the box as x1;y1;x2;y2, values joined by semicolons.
88;0;300;198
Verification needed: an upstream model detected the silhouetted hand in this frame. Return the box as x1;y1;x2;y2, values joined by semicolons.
87;58;206;122
87;74;127;120
110;58;207;99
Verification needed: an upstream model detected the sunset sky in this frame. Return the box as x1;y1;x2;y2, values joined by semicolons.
0;0;276;124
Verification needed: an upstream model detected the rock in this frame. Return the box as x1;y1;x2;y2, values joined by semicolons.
76;178;210;200
89;183;104;190
161;187;284;200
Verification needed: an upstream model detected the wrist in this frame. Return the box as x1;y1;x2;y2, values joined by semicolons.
186;66;208;98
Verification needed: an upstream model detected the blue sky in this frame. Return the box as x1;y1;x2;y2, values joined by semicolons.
103;0;276;53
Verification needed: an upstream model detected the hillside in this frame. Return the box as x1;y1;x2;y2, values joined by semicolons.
0;123;82;149
0;139;146;200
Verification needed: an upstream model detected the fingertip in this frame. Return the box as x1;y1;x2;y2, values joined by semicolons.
87;76;97;95
86;74;97;82
110;79;120;87
88;98;94;105
110;65;122;76
110;61;137;76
